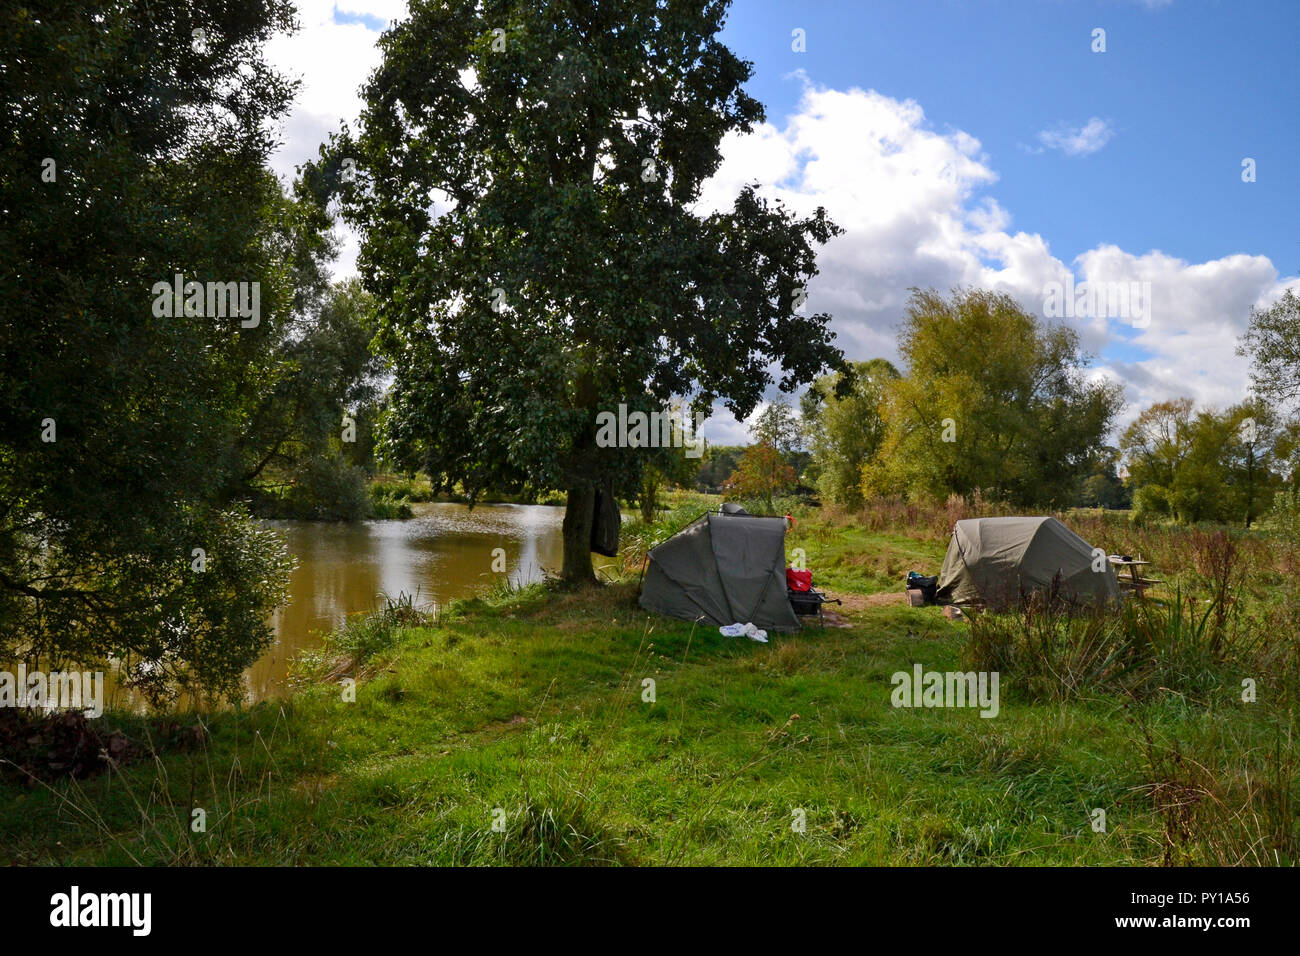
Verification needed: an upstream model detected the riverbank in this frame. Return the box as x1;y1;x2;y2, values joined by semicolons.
248;472;572;522
1;504;1295;865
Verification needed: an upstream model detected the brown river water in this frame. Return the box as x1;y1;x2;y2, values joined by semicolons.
28;502;629;712
245;501;589;702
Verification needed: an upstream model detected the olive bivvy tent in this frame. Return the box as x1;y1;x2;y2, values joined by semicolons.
935;516;1120;608
638;509;800;631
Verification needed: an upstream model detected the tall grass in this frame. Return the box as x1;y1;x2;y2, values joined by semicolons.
1;708;297;865
965;588;1264;705
961;532;1297;866
618;492;718;572
1134;712;1297;866
291;591;433;685
838;495;1289;584
964;519;1260;705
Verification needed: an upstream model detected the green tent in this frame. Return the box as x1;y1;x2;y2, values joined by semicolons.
935;516;1119;608
639;510;800;631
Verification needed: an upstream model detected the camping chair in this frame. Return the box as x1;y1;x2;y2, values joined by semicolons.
786;568;841;627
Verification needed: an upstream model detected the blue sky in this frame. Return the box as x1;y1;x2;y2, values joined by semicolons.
268;1;1300;444
722;0;1299;276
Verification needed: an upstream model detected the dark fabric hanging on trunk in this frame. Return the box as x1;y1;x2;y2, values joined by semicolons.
590;479;621;557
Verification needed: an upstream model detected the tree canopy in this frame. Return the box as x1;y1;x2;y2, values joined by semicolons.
236;278;389;519
1;0;304;702
750;399;803;457
330;0;844;581
802;358;899;508
861;289;1123;507
1239;288;1300;414
723;443;795;511
1121;398;1294;526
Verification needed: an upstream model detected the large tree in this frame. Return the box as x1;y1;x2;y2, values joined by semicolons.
750;398;803;457
1119;398;1196;501
332;0;844;582
1239;288;1300;413
1121;398;1291;526
1075;445;1130;510
0;1;302;702
862;289;1123;506
802;358;899;508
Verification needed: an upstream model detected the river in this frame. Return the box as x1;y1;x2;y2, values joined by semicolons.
248;502;588;702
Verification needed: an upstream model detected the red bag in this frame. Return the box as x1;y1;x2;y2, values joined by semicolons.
786;568;812;592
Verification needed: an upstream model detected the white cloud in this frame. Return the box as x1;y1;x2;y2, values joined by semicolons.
692;80;1295;441
266;4;387;179
1037;117;1116;157
701;399;809;448
1074;247;1295;417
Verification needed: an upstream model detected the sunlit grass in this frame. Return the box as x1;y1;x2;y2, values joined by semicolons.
1;510;1294;865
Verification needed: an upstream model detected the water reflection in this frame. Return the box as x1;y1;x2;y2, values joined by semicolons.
253;502;569;701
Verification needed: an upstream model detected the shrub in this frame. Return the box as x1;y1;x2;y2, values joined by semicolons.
288;456;371;520
370;473;435;503
1266;487;1300;576
1132;483;1172;524
965;586;1255;704
367;481;414;518
964;598;1143;702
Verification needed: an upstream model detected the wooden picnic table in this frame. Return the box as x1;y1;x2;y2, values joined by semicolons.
1108;555;1161;598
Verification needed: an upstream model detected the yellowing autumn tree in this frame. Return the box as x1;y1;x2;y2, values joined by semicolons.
862;288;1122;506
723;443;796;511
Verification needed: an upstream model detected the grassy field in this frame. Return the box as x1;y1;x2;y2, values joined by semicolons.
1;496;1295;865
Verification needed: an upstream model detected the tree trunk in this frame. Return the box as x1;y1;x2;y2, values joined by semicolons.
640;474;659;523
561;480;596;584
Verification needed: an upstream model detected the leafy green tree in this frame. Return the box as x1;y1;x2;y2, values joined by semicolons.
0;0;301;702
723;443;795;511
802;359;899;508
632;402;704;521
1122;399;1288;526
862;289;1123;506
1074;446;1130;510
332;0;844;583
638;452;697;522
1222;402;1278;527
1120;399;1193;491
750;399;803;457
693;445;744;494
1239;289;1300;412
237;278;388;517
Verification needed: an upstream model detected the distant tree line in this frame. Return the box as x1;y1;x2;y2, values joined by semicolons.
674;287;1299;530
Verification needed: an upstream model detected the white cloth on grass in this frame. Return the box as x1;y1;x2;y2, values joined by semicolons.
719;622;768;643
